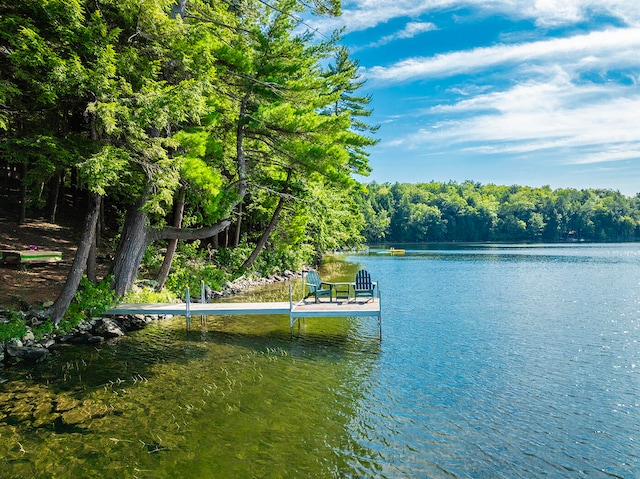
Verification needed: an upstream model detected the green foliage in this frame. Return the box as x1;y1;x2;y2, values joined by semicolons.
123;285;177;304
254;243;315;275
32;319;54;339
214;243;255;273
77;146;129;196
0;311;53;343
141;242;166;274
59;276;117;331
165;262;227;295
358;181;640;243
0;311;28;342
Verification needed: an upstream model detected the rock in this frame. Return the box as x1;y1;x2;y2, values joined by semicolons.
7;339;23;349
42;301;54;308
92;318;125;338
117;314;152;332
65;333;104;344
22;330;35;343
75;319;94;333
6;343;49;362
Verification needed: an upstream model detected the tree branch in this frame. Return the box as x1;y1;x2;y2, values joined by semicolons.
146;219;232;242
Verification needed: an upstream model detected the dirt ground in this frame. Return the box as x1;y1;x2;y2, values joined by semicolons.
0;220;84;310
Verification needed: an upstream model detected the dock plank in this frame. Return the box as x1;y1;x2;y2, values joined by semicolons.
292;298;380;317
104;298;380;318
105;302;291;316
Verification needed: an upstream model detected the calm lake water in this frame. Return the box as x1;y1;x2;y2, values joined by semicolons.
1;243;640;478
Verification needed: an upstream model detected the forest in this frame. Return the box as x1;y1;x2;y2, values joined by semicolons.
357;181;640;244
0;0;376;325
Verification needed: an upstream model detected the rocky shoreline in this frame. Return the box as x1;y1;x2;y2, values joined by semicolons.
0;270;302;366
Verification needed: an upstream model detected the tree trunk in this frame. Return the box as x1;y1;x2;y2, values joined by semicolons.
233;94;249;247
19;163;27;223
47;171;61;223
155;186;186;291
86;220;98;283
49;193;102;326
71;167;79;209
233;201;243;247
241;170;292;270
110;196;151;297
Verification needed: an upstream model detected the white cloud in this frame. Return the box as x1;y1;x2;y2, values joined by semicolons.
365;21;437;48
310;0;640;35
394;80;640;165
571;148;640;165
522;0;640;27
320;0;450;33
365;27;640;83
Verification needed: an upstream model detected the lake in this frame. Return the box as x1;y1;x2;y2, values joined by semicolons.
1;243;639;478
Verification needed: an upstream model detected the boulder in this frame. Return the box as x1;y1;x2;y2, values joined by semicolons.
92;318;125;338
115;314;150;331
6;342;49;362
65;332;104;344
22;330;35;343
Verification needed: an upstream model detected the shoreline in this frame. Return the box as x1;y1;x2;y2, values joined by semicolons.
0;270;303;366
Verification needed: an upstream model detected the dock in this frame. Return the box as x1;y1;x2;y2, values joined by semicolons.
105;295;382;339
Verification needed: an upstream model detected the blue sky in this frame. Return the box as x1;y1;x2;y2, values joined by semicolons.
307;1;640;196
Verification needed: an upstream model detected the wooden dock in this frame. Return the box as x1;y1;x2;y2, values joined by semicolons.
104;297;382;338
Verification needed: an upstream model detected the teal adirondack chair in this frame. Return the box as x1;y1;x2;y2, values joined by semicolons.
354;269;376;300
305;270;334;302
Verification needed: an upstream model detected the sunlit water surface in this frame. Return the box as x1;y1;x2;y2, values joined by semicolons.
1;243;640;478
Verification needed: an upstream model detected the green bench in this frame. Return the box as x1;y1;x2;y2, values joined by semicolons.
0;250;62;265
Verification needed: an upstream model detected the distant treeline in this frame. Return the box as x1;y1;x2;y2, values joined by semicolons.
357;181;640;243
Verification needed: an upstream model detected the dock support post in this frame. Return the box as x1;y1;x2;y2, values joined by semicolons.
289;283;294;336
378;282;382;341
185;286;191;331
200;280;206;327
